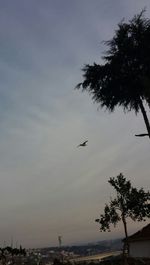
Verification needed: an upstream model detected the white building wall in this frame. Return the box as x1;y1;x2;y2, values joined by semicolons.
129;240;150;258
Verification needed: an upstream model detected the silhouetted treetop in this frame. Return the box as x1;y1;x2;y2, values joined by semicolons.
95;173;150;255
77;11;150;137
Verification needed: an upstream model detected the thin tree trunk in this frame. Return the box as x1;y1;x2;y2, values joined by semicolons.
139;98;150;138
122;215;129;265
122;215;129;254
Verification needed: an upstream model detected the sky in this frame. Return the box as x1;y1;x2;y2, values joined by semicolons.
0;0;150;248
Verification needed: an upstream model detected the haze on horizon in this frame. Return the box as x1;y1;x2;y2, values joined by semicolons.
0;0;150;248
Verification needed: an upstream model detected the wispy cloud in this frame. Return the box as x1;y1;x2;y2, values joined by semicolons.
0;0;149;247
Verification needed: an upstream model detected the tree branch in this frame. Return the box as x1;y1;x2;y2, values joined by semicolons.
135;133;149;137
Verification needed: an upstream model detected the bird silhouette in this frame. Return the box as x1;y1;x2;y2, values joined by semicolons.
77;140;88;147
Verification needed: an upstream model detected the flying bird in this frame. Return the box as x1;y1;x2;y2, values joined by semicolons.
77;140;88;147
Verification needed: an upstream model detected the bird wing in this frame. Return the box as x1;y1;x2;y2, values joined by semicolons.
83;140;88;145
77;140;88;147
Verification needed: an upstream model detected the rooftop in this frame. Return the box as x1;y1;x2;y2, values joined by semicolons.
128;223;150;242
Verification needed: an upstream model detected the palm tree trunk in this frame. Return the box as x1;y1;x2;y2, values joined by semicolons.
139;98;150;138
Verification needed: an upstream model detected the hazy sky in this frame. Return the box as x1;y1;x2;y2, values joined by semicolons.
0;0;150;248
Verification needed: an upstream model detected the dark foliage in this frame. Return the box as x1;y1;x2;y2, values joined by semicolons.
0;246;26;260
77;11;150;136
95;173;150;255
95;173;150;232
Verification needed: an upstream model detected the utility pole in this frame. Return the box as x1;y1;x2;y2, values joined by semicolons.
58;236;62;248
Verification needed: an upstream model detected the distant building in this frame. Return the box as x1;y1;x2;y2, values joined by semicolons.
127;223;150;258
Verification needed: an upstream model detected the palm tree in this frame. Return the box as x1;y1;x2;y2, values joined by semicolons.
77;11;150;138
